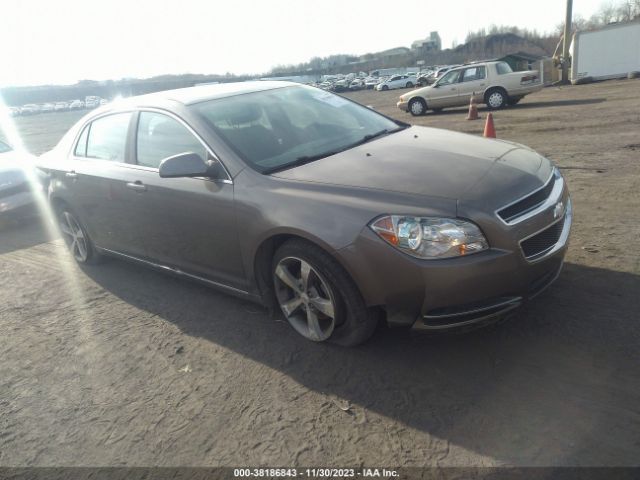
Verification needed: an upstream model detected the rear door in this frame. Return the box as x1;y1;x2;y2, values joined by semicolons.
456;66;488;104
65;112;136;253
121;110;246;290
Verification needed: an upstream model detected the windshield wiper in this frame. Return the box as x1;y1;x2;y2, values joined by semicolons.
265;150;340;174
264;126;407;174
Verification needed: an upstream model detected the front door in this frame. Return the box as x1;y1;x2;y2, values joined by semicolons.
122;110;246;291
429;69;463;108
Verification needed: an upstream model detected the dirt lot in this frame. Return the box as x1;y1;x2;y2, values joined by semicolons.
1;80;639;467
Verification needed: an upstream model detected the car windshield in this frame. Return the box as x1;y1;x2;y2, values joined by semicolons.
193;85;404;173
0;140;12;154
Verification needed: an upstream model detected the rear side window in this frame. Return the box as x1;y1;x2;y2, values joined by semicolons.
461;66;486;82
85;113;132;162
136;112;208;169
496;62;513;75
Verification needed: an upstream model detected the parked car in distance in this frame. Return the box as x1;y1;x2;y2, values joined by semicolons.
397;61;543;116
425;65;460;85
0;140;43;221
85;96;101;108
20;104;40;115
364;76;381;89
68;99;84;110
416;70;434;86
375;74;415;91
38;81;571;346
41;103;55;113
7;107;21;117
54;102;68;112
349;78;365;90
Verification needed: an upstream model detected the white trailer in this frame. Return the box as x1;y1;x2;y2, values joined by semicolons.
570;21;640;82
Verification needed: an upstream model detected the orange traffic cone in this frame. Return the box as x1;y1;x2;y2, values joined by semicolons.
483;113;496;138
466;95;480;120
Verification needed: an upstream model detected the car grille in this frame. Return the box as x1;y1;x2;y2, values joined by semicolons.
0;182;30;199
498;174;556;223
521;216;565;259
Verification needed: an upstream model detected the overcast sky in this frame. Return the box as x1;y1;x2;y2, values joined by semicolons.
2;0;607;87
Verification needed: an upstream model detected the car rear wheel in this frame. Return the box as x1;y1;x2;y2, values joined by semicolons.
381;85;389;91
409;98;426;116
56;207;100;264
485;89;507;110
405;82;414;88
272;239;377;346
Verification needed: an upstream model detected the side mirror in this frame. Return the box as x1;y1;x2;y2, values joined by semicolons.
159;152;212;178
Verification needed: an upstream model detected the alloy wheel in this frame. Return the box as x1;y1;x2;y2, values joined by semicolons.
59;211;88;262
273;256;337;341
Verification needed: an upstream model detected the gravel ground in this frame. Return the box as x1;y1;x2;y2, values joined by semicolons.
1;79;639;467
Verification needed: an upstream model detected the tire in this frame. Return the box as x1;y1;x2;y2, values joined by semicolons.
55;204;101;264
405;82;414;88
485;89;507;110
381;85;389;91
272;239;377;346
408;98;426;116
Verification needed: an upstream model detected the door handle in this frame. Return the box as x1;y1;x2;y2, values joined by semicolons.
65;171;78;179
126;181;147;192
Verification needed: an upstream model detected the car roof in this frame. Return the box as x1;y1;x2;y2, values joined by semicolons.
128;80;297;106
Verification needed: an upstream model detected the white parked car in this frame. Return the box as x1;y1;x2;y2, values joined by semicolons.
68;99;84;110
41;103;55;113
397;61;543;116
54;102;68;112
375;74;415;91
20;104;40;115
349;78;365;90
364;77;381;89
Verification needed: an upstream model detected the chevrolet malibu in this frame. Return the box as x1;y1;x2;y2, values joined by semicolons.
38;81;572;346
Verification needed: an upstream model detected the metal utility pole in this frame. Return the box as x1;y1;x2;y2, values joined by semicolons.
561;0;574;83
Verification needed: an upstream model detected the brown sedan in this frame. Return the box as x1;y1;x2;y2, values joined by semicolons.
39;81;572;345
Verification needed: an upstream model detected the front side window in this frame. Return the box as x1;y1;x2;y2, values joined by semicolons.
136;112;208;169
193;85;402;174
0;140;12;154
85;113;132;162
436;70;461;86
496;62;513;75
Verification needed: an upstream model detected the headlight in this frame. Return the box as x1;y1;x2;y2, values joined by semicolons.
369;215;488;259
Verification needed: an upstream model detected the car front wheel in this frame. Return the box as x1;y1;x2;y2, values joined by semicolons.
409;98;426;116
272;239;377;346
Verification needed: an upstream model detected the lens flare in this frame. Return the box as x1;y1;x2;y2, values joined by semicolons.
0;93;98;349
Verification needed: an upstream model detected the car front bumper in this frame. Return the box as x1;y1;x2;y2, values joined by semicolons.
336;190;572;331
397;100;409;112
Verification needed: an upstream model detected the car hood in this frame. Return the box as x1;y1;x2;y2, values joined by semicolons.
272;126;552;209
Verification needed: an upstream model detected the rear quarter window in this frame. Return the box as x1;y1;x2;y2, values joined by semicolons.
495;62;513;75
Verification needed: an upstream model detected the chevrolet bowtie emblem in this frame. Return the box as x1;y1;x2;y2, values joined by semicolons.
553;201;565;219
